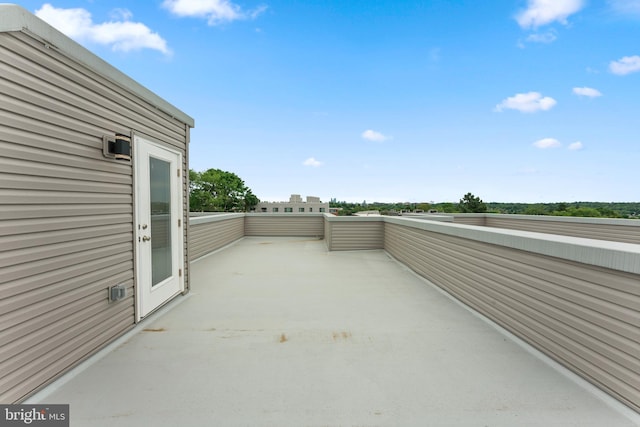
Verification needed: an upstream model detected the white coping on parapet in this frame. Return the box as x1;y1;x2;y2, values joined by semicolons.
190;213;329;226
326;214;453;222
189;213;245;225
382;216;640;275
440;213;640;227
323;214;640;274
482;213;640;226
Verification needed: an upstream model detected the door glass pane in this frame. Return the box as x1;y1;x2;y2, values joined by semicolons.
150;157;172;286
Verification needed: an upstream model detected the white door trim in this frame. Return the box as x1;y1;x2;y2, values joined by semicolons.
134;135;184;321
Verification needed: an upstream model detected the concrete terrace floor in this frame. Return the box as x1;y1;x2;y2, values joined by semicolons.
30;237;639;426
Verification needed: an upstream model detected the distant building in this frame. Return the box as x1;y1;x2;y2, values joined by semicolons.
255;194;329;214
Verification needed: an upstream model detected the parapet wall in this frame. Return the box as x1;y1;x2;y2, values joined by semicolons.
441;213;640;244
245;213;324;237
189;214;244;260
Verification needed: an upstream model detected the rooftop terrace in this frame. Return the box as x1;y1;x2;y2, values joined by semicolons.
28;232;639;426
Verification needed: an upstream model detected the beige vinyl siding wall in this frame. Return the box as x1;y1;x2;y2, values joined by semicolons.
0;29;190;403
384;220;640;412
245;214;324;237
483;215;640;245
189;215;244;261
324;216;333;250
448;214;640;244
324;216;384;251
449;214;486;226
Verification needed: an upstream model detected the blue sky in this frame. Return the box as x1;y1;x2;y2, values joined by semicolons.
16;0;640;203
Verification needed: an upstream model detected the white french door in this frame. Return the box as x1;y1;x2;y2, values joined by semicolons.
134;136;184;320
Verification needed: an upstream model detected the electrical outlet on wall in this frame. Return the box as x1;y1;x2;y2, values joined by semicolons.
109;284;127;302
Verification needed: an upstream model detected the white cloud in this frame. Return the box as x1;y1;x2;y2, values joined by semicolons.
35;4;170;55
92;22;171;53
608;0;640;16
361;130;389;142
516;0;585;29
110;8;133;21
609;55;640;75
572;87;602;97
533;138;561;149
35;4;91;39
162;0;267;25
303;157;323;167
494;92;557;113
526;31;557;43
248;5;269;19
568;141;584;150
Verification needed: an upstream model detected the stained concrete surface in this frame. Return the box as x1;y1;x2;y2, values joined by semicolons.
30;237;639;426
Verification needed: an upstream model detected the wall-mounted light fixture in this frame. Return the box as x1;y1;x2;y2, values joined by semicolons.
103;133;131;161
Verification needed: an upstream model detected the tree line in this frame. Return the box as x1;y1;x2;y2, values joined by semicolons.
330;194;640;219
187;170;638;220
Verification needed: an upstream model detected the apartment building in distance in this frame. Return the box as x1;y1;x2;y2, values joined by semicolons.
254;194;329;214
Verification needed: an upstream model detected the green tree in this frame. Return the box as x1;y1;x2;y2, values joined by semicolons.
523;204;549;215
243;190;259;212
595;206;620;218
416;203;432;212
189;168;259;212
436;202;457;213
189;169;215;211
458;192;487;213
563;207;602;217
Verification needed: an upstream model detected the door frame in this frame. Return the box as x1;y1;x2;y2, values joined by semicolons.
133;135;184;321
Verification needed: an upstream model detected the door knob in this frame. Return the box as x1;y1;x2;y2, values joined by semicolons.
142;235;151;242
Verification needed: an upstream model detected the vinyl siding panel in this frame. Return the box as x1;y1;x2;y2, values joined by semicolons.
485;216;640;245
0;308;133;403
450;214;486;226
0;28;190;403
324;216;333;250
447;214;640;244
0;34;185;145
0;204;131;220
189;215;244;261
384;221;640;412
325;218;384;251
0;266;133;338
245;214;324;237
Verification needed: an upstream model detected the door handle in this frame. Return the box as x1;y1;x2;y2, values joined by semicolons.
142;235;151;242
